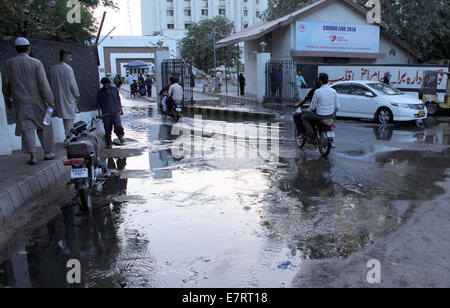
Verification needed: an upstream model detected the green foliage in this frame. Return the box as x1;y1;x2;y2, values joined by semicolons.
0;0;116;44
180;16;241;73
263;0;314;21
263;0;450;62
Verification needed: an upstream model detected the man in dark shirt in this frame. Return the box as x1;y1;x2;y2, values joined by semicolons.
145;75;153;97
293;77;319;136
97;78;125;149
130;80;138;98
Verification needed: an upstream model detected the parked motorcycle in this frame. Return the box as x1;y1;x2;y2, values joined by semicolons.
63;116;108;211
295;113;336;158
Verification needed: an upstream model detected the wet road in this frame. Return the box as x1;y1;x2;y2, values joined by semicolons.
1;94;449;288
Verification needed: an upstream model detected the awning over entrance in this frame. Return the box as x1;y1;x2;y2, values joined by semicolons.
124;60;151;68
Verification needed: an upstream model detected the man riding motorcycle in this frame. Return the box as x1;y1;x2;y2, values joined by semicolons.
293;77;320;136
300;73;340;140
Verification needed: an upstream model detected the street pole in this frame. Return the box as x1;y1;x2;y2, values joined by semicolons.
213;29;218;92
237;44;240;97
225;66;228;94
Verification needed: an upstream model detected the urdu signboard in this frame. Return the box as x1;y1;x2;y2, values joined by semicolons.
318;65;449;91
295;21;380;54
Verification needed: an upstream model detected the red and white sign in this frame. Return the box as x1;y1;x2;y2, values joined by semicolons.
319;65;449;90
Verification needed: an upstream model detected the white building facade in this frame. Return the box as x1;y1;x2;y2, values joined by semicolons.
97;36;178;78
141;0;268;40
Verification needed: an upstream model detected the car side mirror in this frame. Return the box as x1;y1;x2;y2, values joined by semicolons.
365;92;375;97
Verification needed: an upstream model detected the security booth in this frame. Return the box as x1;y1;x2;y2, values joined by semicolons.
217;0;420;103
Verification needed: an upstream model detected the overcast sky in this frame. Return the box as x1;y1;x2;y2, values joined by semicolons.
94;0;142;36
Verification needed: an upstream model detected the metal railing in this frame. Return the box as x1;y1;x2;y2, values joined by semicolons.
265;59;298;104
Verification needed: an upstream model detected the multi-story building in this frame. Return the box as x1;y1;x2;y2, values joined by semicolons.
141;0;268;40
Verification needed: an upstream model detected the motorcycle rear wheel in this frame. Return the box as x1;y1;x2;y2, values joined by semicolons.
318;132;332;158
79;189;92;211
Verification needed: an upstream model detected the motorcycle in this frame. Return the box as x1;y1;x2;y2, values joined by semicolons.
161;94;183;122
63;116;108;211
295;109;336;158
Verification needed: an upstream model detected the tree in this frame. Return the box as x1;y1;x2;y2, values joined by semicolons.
0;0;116;44
263;0;450;62
263;0;314;21
180;16;241;73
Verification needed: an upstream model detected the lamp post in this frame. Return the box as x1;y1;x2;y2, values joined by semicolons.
208;29;218;92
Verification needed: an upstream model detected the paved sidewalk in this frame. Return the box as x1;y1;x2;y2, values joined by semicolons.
0;145;71;226
0;132;107;226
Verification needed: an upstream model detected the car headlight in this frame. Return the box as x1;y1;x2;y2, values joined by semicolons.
391;102;409;109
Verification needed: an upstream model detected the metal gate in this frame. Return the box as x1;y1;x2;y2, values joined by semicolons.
265;59;297;103
161;59;194;105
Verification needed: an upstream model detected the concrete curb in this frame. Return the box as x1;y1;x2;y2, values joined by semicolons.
120;87;275;120
184;106;276;121
0;133;107;227
0;158;71;225
193;89;257;104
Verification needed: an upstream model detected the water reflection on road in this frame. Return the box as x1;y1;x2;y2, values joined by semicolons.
0;98;449;288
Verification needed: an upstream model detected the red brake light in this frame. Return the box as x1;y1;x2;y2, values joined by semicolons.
64;158;85;167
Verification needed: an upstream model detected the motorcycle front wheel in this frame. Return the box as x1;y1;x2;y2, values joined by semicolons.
79;189;92;211
295;130;306;148
318;132;332;158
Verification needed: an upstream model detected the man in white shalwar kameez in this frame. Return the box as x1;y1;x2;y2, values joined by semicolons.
49;50;80;137
2;37;56;165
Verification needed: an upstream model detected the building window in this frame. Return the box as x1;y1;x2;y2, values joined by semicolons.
244;10;248;17
167;10;174;16
244;24;249;29
219;8;226;16
201;9;208;16
167;24;175;29
185;23;192;30
184;9;191;16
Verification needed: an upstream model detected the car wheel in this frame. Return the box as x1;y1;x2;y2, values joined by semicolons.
426;102;438;116
377;108;393;124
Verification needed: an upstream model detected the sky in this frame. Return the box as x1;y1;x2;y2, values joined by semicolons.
94;0;142;37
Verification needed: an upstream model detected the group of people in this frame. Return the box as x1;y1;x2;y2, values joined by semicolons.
130;74;153;98
293;73;340;139
201;72;247;96
2;37;125;165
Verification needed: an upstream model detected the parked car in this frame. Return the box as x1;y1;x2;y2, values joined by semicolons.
331;81;427;124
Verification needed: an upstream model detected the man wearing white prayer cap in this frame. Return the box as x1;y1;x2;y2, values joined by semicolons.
15;37;30;46
1;37;56;165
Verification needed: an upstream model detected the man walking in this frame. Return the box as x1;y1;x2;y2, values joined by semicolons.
49;49;80;138
295;70;308;102
145;75;153;98
238;73;246;96
2;37;56;165
96;78;125;149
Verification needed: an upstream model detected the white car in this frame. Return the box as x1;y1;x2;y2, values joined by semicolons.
331;81;427;124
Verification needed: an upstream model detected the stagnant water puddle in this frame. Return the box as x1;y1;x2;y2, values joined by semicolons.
1;143;449;288
1;103;449;288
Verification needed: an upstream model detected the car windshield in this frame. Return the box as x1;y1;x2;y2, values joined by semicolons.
367;83;404;95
